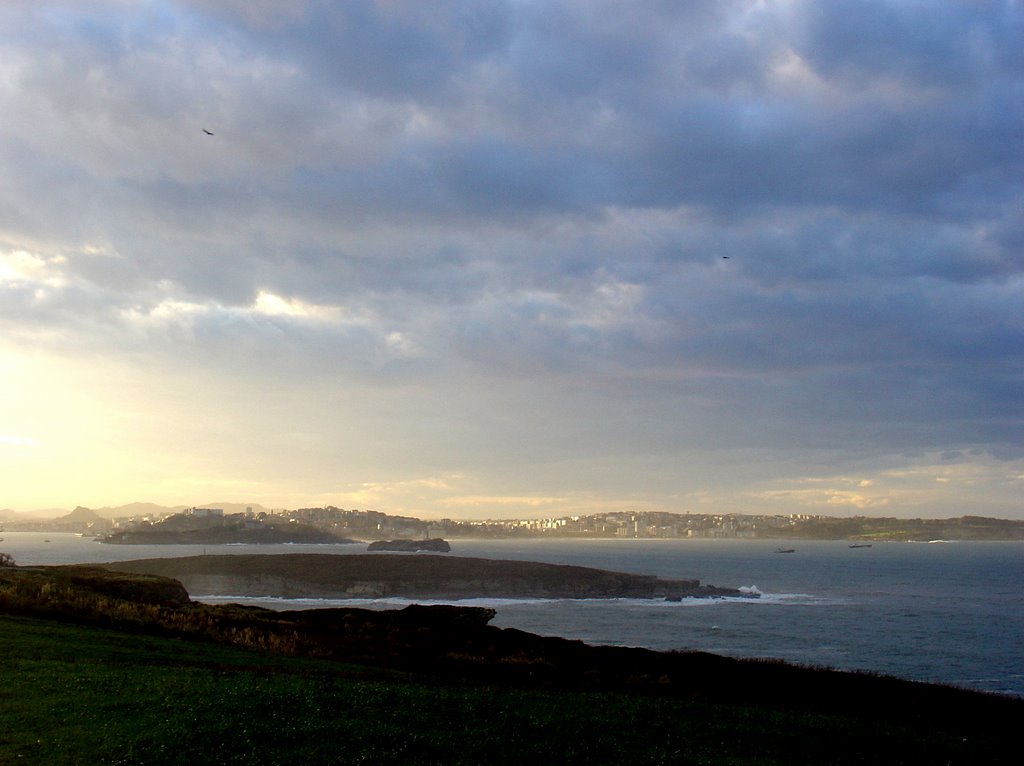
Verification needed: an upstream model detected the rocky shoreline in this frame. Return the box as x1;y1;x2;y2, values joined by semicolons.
102;552;754;600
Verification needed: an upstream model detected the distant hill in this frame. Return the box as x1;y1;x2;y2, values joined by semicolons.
4;502;272;521
58;507;106;523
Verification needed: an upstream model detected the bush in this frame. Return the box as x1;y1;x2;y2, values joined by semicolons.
0;552;15;568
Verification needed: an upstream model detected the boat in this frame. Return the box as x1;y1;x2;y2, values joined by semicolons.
775;548;795;554
848;543;872;548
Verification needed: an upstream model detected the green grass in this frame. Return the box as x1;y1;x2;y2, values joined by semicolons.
0;614;1015;766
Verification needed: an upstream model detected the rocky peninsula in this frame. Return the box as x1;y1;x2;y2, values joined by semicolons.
99;521;356;546
102;553;752;600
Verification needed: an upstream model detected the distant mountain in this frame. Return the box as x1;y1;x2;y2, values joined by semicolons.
3;501;274;521
0;504;173;521
59;506;106;522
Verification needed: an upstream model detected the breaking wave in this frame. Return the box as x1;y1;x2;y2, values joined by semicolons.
191;590;845;611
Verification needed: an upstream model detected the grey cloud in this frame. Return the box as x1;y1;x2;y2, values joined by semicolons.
792;0;1024;89
1;0;1023;511
186;0;514;99
7;1;1019;233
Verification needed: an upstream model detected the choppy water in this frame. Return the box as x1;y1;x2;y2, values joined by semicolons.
3;533;1021;697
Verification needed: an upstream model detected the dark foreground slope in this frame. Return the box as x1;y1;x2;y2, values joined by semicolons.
101;552;747;599
7;615;1020;766
1;562;1022;766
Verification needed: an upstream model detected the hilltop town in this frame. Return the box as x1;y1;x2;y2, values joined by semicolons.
3;504;1023;543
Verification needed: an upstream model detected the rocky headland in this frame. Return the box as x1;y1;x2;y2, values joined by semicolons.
99;523;356;546
101;552;751;600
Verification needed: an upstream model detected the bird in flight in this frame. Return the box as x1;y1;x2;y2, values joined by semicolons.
202;128;214;136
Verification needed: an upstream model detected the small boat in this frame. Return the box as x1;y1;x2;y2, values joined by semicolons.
775;548;795;554
848;543;872;548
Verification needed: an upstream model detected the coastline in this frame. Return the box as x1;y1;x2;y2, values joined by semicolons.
3;533;1021;697
101;552;754;601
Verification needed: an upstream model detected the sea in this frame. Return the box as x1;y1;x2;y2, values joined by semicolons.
3;532;1022;698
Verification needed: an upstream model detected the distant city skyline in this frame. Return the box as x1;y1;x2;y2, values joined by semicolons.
2;2;1022;519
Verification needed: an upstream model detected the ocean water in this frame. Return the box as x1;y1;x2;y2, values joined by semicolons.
3;533;1022;697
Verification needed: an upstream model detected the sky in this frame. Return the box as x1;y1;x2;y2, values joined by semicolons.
1;1;1022;520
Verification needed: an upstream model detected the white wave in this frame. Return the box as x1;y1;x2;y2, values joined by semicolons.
191;594;569;610
752;592;847;606
191;591;842;611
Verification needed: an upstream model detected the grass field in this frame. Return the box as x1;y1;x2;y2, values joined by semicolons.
1;613;1018;766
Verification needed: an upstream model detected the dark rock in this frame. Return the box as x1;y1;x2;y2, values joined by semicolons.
367;538;451;552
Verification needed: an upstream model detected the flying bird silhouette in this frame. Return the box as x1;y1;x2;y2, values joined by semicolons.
202;129;214;135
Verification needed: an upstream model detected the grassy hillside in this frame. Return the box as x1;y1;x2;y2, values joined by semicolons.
3;613;1018;766
2;564;1022;765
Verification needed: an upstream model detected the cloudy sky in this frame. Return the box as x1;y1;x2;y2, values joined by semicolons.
1;1;1022;519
